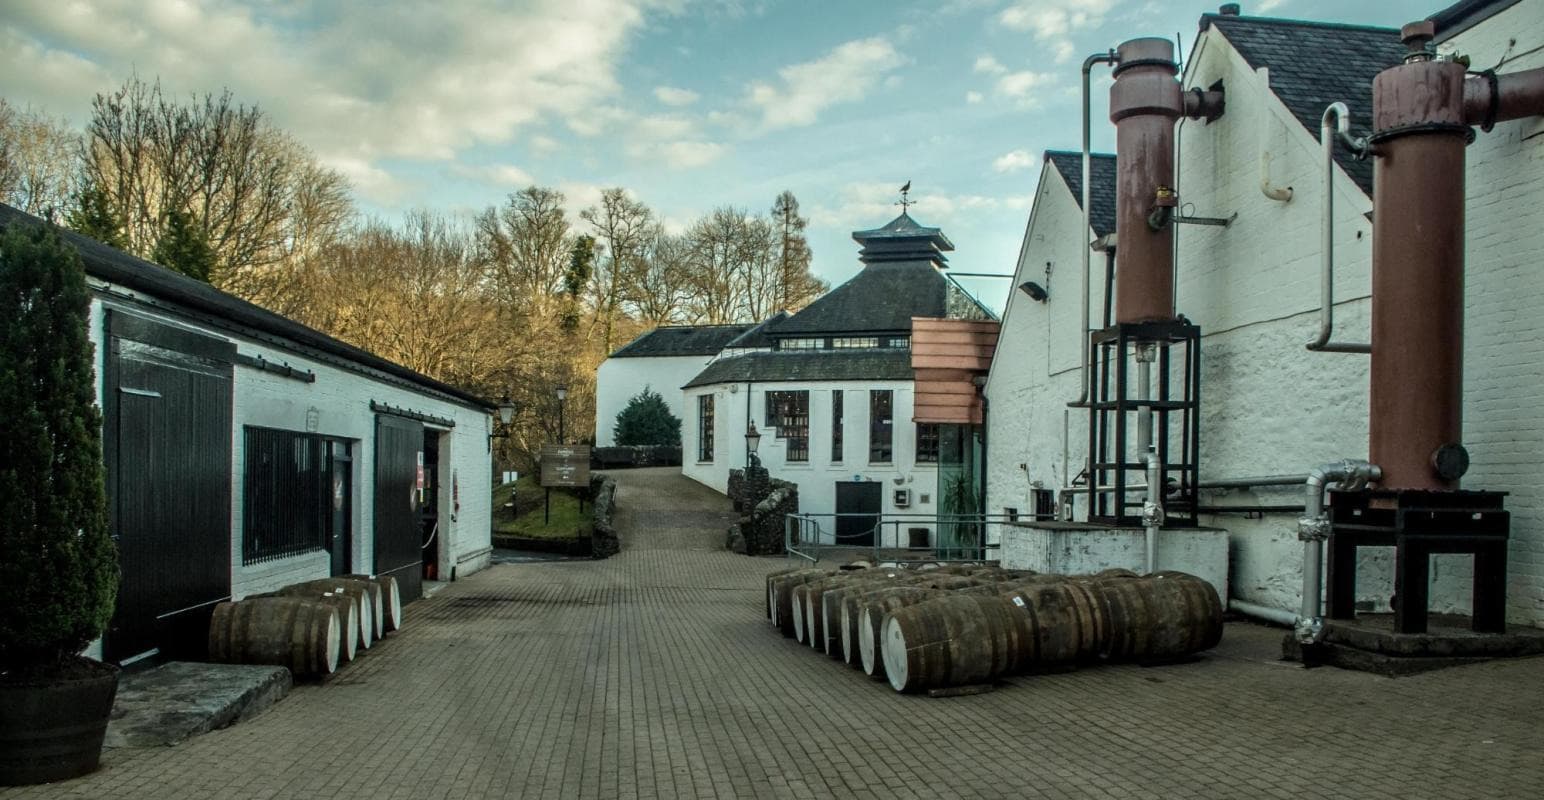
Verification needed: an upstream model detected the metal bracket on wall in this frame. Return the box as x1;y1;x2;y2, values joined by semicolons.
1172;211;1237;227
235;352;316;383
370;400;456;429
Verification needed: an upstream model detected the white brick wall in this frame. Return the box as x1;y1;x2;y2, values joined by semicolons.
87;289;494;605
986;7;1544;625
594;354;717;446
682;376;940;541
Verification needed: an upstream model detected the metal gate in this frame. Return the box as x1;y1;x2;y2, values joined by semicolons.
374;413;424;603
103;311;234;662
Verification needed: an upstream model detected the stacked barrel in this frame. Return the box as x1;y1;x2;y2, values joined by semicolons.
766;564;1222;694
208;574;405;678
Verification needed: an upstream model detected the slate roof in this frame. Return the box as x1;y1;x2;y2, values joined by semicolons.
764;259;951;336
0;203;493;410
1202;13;1405;197
1045;151;1117;236
724;311;788;349
851;212;954;263
682;349;913;388
609;323;754;358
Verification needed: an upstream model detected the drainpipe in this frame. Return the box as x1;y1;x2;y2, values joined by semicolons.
1295;459;1380;644
1307;102;1371;354
1070;50;1119;408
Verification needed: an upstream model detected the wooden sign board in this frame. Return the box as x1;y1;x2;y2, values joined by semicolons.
540;445;591;488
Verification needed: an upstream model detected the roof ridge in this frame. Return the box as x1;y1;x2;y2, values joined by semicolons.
1045;150;1115;159
1202;12;1399;36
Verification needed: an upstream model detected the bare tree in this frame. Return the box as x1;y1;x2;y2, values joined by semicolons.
580;188;653;351
627;226;691;326
0;99;80;217
682;207;753;324
477;186;571;322
771;191;826;311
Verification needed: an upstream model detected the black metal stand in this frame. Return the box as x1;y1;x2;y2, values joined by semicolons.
1326;489;1510;634
1085;321;1201;526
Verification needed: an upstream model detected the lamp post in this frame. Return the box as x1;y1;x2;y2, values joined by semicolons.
488;394;516;452
555;384;569;445
745;422;762;469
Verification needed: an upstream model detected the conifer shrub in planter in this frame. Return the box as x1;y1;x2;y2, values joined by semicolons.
0;223;121;785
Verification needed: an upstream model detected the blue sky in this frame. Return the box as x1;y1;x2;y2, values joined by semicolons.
2;0;1435;313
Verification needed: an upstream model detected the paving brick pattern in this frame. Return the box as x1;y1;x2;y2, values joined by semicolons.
8;467;1544;799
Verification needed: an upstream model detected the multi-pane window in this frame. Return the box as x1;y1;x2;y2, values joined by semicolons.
831;336;879;349
698;395;714;462
780;338;823;350
888;337;911;349
831;390;844;462
765;390;809;462
869;390;893;463
916;423;940;463
244;427;346;564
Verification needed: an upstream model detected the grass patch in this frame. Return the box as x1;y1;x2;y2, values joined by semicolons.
493;476;591;540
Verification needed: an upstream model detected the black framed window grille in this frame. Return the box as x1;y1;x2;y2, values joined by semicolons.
915;423;940;463
698;394;714;462
765;390;809;462
243;426;339;564
831;390;844;462
870;390;893;463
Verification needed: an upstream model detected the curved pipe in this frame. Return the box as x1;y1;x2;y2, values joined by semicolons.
1259;152;1292;202
1070;50;1119;408
1295;459;1381;643
1230;599;1296;627
1307;102;1371;354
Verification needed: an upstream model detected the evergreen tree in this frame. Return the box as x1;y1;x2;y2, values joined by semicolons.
613;386;682;447
152;207;217;282
562;234;595;333
65;184;126;249
0;222;117;670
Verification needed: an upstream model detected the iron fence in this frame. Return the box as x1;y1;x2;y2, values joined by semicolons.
782;512;1040;564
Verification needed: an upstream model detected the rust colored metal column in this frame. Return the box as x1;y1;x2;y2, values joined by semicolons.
1109;38;1184;324
1368;23;1469;490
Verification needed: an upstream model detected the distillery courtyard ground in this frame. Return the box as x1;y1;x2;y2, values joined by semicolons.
5;467;1543;800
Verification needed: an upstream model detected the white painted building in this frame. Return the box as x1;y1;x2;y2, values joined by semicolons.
1;204;495;663
681;213;996;550
594;323;755;447
985;1;1544;624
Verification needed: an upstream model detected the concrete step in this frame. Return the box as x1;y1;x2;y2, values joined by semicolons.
105;662;292;748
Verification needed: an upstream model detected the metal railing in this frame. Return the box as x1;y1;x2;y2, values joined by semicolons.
783;512;1035;564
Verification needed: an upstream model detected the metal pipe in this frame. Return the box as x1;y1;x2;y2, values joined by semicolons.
1463;64;1544;127
1196;504;1305;514
1196;474;1307;490
1307;102;1371;354
1142;450;1164;573
1295;460;1381;644
1071;50;1119;408
1259;108;1293;202
1230;599;1296;627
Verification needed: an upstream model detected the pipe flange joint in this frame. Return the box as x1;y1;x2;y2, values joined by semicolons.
1141;500;1165;527
1294;615;1324;645
1297;516;1332;542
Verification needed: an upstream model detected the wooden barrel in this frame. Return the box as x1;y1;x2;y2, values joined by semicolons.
821;572;908;658
290;579;379;650
345;574;401;635
856;588;947;678
764;567;814;619
257;590;359;663
1090;571;1223;661
881;595;1037;693
799;572;880;651
771;570;828;637
209;597;341;678
1000;580;1106;668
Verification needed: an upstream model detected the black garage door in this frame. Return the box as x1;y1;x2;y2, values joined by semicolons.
374;413;424;603
103;311;234;662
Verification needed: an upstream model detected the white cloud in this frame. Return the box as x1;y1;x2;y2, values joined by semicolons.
0;0;674;203
529;135;560;155
817;182;1033;225
993;149;1037;173
998;0;1116;63
974;55;1007;75
451;163;535;187
996;70;1056;102
965;90;984;104
656;140;727;168
746;36;906;129
654;85;700;106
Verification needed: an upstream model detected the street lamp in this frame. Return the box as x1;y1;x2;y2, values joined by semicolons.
488;394;516;451
745;422;762;468
555;384;569;444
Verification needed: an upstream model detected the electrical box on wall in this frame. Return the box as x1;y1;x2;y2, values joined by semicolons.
894;488;911;508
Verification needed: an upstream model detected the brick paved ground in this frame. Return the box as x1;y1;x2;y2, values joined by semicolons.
7;467;1544;799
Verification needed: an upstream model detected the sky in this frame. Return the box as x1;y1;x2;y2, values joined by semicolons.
1;0;1438;314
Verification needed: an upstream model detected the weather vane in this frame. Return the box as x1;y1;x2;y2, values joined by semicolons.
896;180;912;212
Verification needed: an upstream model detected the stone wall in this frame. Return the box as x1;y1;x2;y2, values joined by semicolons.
726;475;798;556
589;474;620;559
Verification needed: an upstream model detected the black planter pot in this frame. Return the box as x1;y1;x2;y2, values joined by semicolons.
0;655;119;786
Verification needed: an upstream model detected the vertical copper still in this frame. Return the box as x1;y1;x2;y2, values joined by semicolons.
1109;38;1183;324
